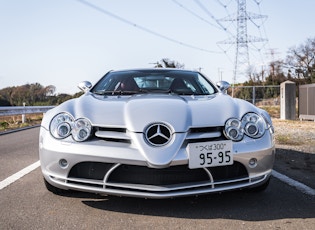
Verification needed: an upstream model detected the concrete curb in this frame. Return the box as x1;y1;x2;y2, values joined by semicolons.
0;125;40;136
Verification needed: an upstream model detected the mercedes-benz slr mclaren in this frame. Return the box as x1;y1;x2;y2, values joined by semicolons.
39;68;275;198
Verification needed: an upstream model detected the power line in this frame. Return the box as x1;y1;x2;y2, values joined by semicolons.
215;0;231;8
246;0;270;77
193;0;234;37
75;0;221;54
216;0;237;32
171;0;222;30
255;0;271;51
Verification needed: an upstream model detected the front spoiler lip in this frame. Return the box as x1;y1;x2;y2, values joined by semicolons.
44;171;271;199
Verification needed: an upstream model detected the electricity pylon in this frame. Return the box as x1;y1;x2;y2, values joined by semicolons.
217;0;268;92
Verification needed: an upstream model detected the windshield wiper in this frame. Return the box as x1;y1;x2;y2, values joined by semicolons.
93;90;144;95
168;89;209;96
93;89;208;96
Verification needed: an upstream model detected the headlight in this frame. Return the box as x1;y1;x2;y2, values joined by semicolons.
49;113;92;142
224;113;267;141
72;118;92;142
50;113;74;139
242;113;266;138
224;118;244;141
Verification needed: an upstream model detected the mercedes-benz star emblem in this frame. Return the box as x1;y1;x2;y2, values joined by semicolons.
145;123;172;146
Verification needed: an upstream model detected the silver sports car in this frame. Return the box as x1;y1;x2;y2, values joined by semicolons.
39;68;275;198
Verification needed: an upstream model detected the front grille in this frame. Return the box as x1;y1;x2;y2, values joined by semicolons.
68;162;248;186
208;162;248;181
69;162;114;180
108;165;209;185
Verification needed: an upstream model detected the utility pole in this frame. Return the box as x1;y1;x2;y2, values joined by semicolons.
217;0;268;96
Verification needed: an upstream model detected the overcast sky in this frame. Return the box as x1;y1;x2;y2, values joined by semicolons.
1;0;314;94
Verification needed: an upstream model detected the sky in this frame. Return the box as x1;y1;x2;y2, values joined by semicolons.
1;0;315;95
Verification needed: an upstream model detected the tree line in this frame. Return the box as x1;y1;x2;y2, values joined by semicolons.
0;83;82;106
244;37;315;85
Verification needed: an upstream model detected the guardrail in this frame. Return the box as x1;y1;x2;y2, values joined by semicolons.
0;106;55;116
0;106;55;123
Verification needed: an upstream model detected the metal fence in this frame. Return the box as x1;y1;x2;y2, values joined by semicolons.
228;85;281;106
0;106;54;116
0;106;54;123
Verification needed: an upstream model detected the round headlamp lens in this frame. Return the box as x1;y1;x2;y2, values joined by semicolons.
79;129;88;139
242;113;266;138
72;118;92;142
224;118;244;141
50;113;74;139
245;123;258;136
228;128;238;139
57;123;71;137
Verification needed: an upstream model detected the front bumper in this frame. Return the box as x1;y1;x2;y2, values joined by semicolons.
39;126;275;198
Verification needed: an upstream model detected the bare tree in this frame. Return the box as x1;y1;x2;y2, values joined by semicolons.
154;58;185;69
44;85;56;97
286;37;315;83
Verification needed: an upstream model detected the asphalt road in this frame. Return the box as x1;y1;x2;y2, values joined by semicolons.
1;128;314;229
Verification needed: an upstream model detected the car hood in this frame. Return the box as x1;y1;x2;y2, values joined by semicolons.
44;93;260;132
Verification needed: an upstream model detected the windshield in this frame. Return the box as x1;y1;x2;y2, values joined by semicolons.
91;69;218;95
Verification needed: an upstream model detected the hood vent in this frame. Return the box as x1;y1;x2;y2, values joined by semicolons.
94;127;131;143
94;126;225;144
186;126;225;142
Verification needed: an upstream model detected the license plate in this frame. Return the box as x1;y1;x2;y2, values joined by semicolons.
187;140;233;169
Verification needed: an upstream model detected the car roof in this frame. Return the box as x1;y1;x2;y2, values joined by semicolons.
108;68;199;74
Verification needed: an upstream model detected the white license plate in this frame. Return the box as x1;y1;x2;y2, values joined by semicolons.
187;140;233;169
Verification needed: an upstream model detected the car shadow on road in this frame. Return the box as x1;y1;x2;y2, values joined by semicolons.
79;177;315;221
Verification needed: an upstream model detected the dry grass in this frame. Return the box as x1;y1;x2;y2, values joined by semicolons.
259;106;280;118
0;114;43;131
272;119;315;153
257;106;314;152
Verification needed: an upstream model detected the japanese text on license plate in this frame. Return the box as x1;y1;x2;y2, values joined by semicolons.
187;140;233;169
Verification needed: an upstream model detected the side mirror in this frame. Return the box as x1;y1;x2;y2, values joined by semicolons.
78;81;92;92
216;81;230;92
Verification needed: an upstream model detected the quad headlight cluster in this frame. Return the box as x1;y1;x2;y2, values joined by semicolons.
224;113;267;141
49;113;92;142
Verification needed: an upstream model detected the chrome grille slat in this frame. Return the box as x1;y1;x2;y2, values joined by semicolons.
186;131;221;140
95;130;130;140
93;125;225;143
67;162;249;193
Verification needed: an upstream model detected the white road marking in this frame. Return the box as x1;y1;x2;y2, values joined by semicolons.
272;170;315;196
0;161;314;197
0;160;40;190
